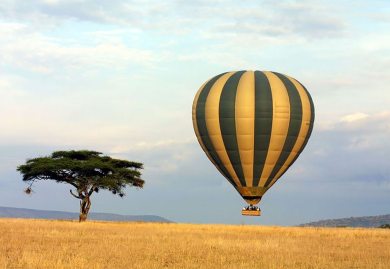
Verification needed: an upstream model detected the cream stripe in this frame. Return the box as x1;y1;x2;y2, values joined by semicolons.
235;71;255;186
267;77;312;188
258;71;290;187
205;72;242;187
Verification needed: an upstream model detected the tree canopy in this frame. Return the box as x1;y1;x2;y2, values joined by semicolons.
17;150;144;221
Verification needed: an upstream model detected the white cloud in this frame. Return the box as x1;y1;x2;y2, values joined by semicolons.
317;111;390;138
110;139;194;154
337;112;390;152
0;75;28;98
0;0;346;40
0;22;157;74
288;119;390;208
340;113;369;123
109;139;198;175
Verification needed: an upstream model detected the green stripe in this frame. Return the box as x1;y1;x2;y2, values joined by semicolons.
277;81;315;179
252;71;273;186
265;72;303;187
219;71;246;186
196;73;236;186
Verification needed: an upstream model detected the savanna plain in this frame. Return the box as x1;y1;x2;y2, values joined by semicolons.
0;218;389;269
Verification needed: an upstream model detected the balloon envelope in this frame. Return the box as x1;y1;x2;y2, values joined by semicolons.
192;71;314;205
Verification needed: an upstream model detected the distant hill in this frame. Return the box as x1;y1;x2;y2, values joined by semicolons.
300;214;390;228
0;206;172;223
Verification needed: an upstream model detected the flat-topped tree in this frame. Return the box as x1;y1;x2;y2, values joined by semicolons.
17;150;144;222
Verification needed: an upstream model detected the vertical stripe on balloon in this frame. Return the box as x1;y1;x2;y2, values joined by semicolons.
194;73;236;186
252;71;273;187
205;72;242;187
235;71;255;187
266;75;310;188
219;71;247;186
268;77;315;185
265;72;302;187
258;71;290;187
193;78;233;184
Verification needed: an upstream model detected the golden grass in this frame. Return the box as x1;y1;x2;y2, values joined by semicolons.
0;218;389;269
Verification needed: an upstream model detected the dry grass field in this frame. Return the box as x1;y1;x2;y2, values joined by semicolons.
0;218;389;269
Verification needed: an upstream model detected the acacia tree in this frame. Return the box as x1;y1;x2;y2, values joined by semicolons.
17;150;144;222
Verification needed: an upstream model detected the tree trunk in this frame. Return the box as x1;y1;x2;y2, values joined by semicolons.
79;196;91;222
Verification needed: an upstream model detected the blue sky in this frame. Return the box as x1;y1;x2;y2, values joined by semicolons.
0;0;389;225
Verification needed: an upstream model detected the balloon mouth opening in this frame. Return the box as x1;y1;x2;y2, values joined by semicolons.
243;196;262;205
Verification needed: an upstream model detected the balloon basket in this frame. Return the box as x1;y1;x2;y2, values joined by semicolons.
241;205;261;216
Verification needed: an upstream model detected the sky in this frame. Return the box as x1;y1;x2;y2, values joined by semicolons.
0;0;389;225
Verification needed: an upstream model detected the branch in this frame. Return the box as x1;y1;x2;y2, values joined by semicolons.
88;185;96;196
65;179;78;188
69;189;82;199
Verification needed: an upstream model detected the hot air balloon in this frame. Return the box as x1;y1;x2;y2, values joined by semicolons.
192;71;314;216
